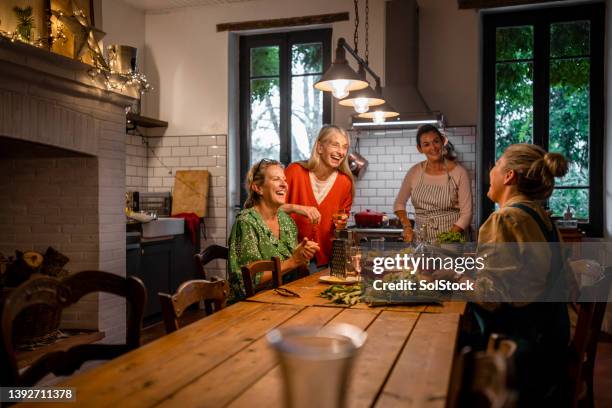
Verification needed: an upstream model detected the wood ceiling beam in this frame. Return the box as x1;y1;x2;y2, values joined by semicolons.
458;0;569;9
216;12;349;32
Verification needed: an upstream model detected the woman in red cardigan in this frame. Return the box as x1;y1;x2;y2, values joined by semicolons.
282;125;354;269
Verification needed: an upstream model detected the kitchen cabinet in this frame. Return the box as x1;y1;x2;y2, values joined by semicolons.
138;241;173;321
126;229;200;325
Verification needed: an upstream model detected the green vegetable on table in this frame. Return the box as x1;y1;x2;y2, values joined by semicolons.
319;284;361;305
436;231;465;243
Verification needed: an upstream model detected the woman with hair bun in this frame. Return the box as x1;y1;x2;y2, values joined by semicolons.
437;143;576;405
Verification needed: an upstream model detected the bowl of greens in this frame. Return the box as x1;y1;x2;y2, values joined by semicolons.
436;231;465;254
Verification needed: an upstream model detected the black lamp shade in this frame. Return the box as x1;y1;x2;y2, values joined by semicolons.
314;52;368;94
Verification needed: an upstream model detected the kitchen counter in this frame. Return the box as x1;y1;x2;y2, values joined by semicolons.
347;225;404;242
348;226;403;233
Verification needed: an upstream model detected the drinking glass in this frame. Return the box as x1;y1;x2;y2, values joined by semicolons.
345;246;362;279
267;324;367;408
332;209;349;231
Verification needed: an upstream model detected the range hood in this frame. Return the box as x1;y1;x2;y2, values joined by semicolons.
353;0;444;129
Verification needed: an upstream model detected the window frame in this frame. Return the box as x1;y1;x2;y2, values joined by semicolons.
239;29;332;204
481;3;605;237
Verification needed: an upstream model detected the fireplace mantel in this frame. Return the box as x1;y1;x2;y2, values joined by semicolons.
0;40;138;108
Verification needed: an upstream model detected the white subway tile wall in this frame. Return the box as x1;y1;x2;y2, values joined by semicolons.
126;134;148;191
350;126;477;232
125;134;228;279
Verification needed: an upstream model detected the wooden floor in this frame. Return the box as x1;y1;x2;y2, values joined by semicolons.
141;310;612;407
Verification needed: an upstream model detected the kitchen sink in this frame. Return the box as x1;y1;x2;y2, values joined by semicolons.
141;217;184;238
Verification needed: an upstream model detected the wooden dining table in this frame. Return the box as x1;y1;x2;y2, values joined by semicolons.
19;271;465;408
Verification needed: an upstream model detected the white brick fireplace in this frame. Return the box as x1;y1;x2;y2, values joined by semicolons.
0;40;137;343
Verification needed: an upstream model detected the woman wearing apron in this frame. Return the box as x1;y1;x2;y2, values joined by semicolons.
394;125;472;242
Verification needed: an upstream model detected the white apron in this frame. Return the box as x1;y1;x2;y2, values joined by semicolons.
411;160;460;242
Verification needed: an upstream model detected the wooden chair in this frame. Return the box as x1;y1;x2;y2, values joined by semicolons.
194;245;228;280
240;257;282;298
1;271;146;386
158;279;229;334
566;266;612;408
446;335;518;408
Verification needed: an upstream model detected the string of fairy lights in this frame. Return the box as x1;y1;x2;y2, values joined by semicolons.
0;2;150;95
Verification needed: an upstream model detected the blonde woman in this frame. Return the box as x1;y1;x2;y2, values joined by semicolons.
435;143;574;405
282;125;354;269
229;159;319;300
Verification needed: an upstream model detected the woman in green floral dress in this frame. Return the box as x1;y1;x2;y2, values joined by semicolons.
229;159;320;300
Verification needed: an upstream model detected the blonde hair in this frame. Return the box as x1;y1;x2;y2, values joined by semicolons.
243;159;283;209
298;125;354;194
502;143;568;200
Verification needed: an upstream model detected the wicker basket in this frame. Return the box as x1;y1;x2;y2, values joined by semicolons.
0;287;62;344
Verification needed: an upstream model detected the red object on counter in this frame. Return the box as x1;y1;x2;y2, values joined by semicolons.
172;212;201;245
354;209;384;227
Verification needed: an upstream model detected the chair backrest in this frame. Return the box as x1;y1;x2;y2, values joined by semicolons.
1;270;146;386
566;266;612;407
240;257;282;298
446;335;518;408
194;245;229;279
158;279;229;334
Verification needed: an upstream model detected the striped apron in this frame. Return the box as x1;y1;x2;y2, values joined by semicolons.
411;160;460;242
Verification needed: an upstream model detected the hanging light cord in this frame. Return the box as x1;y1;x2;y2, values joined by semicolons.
365;0;369;64
132;129;173;176
353;0;359;55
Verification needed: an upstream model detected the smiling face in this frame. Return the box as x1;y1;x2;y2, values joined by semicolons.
252;164;287;207
317;131;349;170
417;131;445;162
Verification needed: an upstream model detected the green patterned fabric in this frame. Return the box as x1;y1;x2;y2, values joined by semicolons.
228;208;298;300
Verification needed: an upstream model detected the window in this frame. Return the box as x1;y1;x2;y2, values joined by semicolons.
239;29;332;201
482;4;604;236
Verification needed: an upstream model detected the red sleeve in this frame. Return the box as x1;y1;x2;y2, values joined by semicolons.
284;163;304;204
341;175;353;212
285;163;296;192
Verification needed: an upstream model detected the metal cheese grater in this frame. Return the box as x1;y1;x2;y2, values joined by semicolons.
330;230;355;278
330;238;347;278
